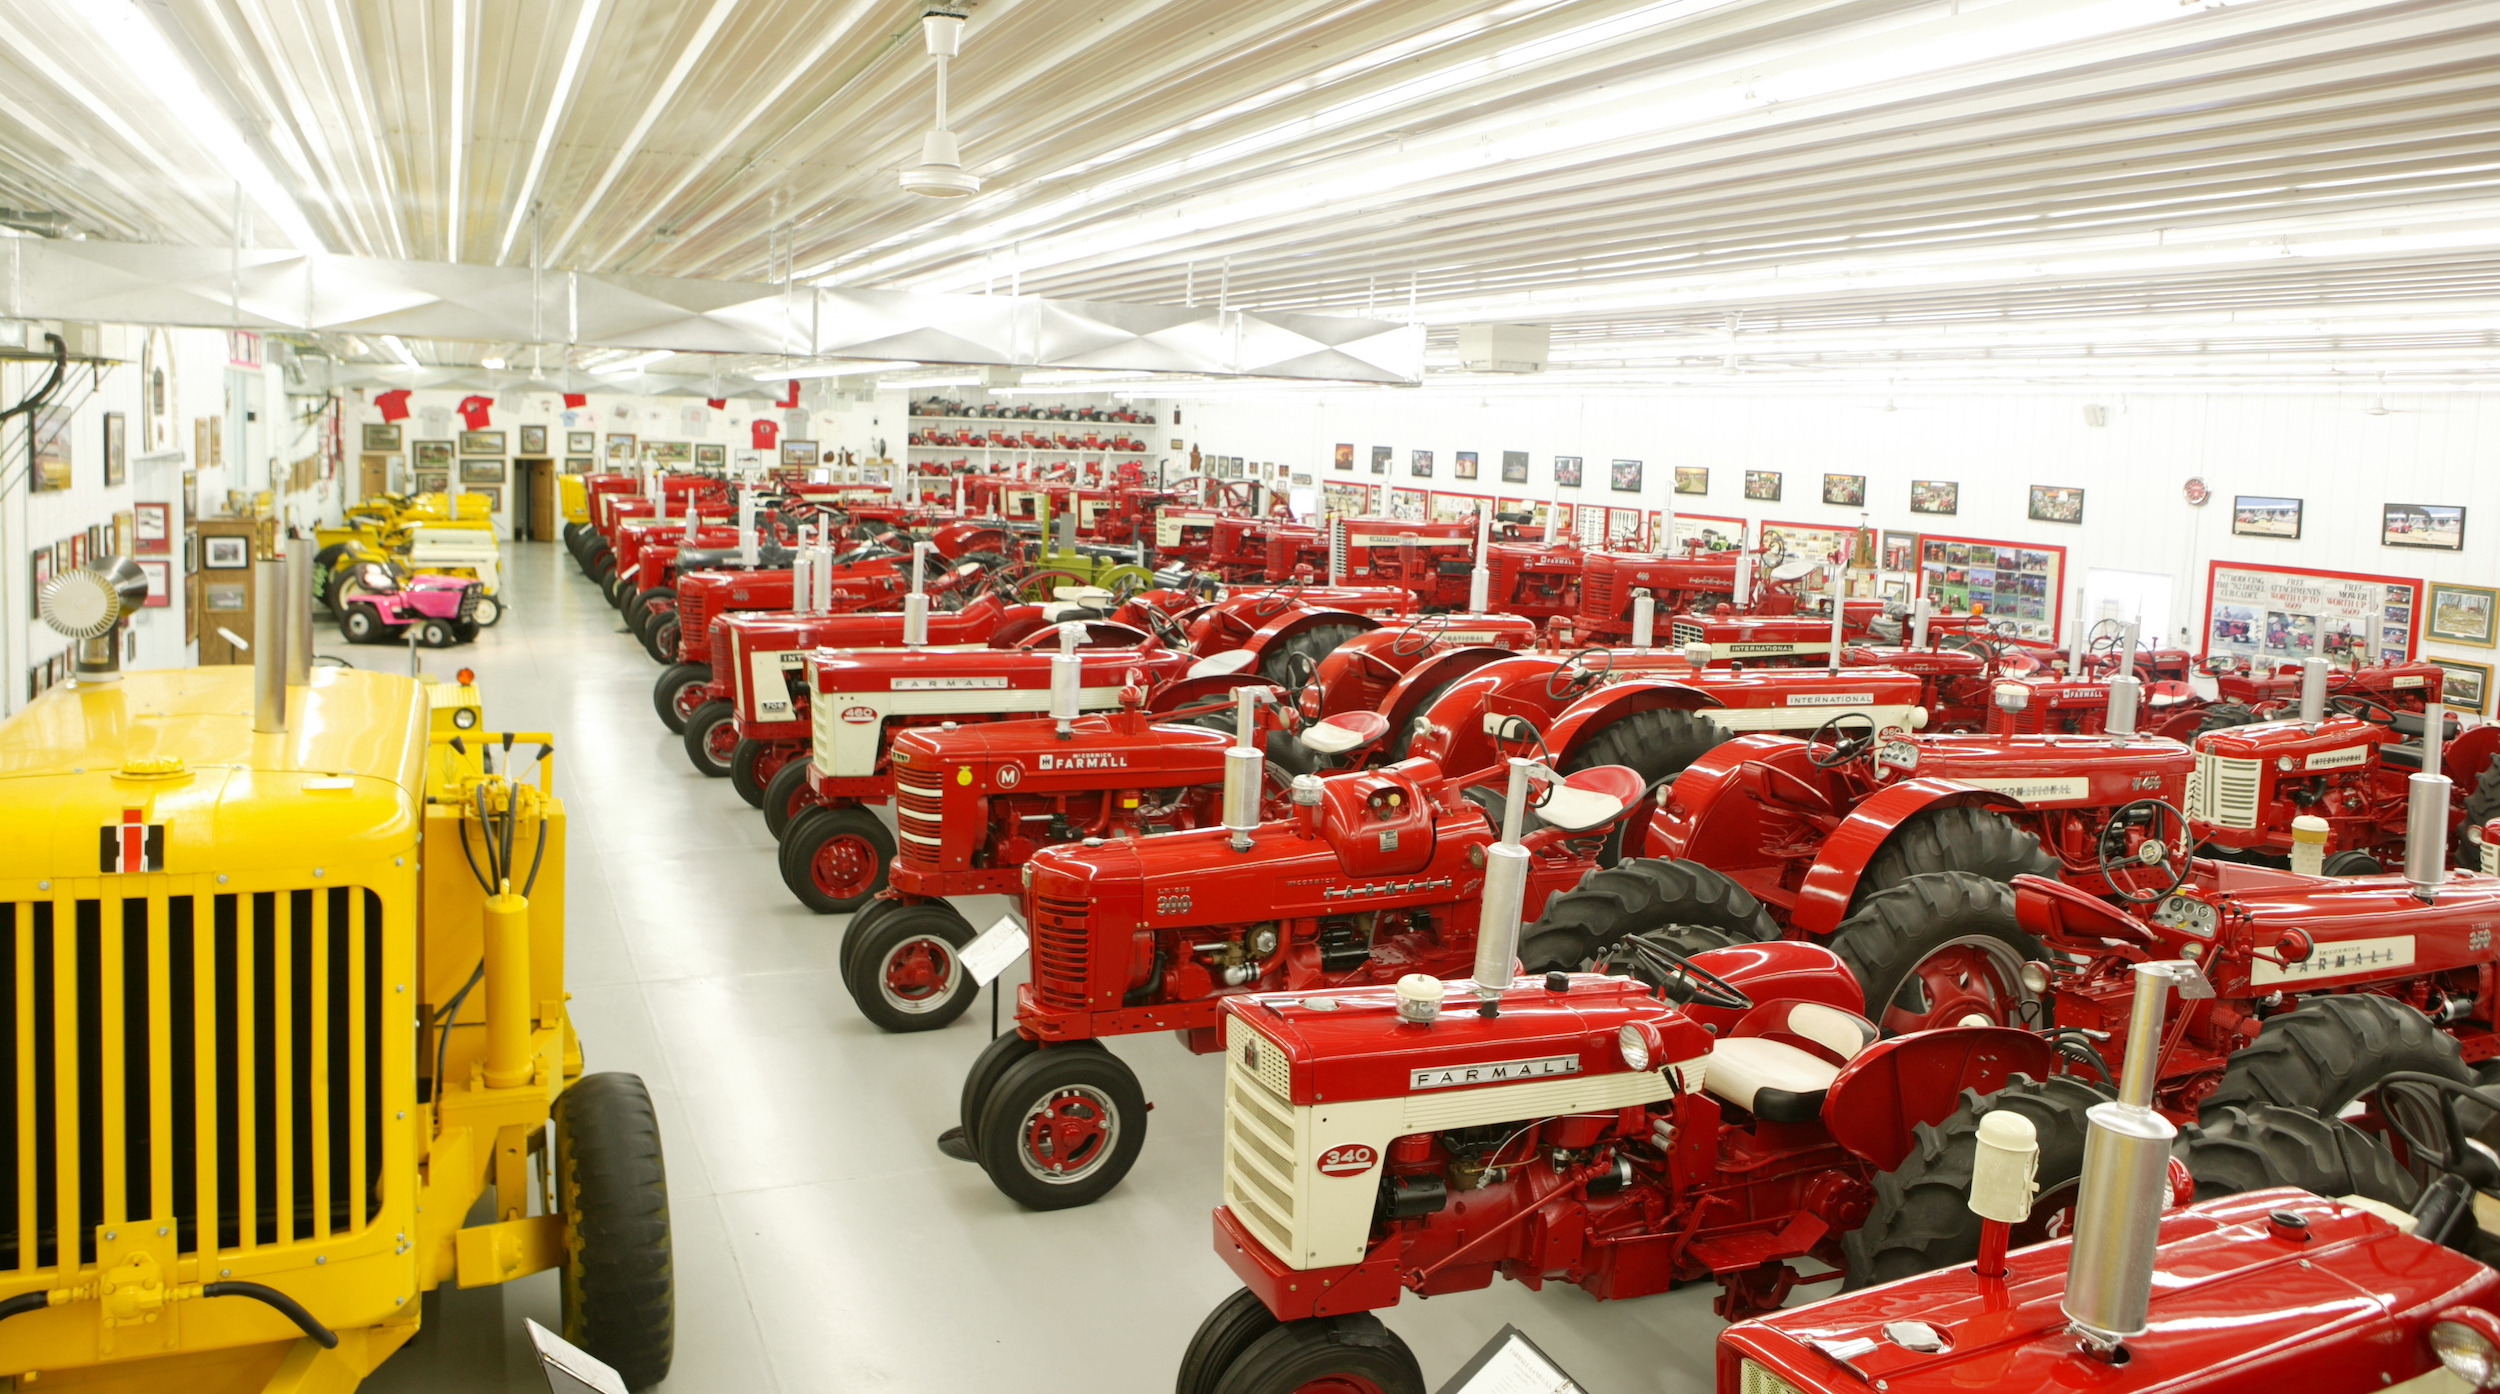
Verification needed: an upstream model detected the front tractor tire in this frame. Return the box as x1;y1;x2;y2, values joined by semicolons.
974;1041;1148;1210
1517;858;1776;974
778;805;895;913
1843;1072;2108;1289
2199;992;2470;1119
681;701;739;778
651;663;711;734
1199;1311;1424;1394
762;758;815;840
728;739;773;807
553;1073;674;1390
1825;872;2043;1035
1855;804;2057;904
845;901;980;1032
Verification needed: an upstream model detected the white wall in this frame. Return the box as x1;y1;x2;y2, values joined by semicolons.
1162;388;2500;667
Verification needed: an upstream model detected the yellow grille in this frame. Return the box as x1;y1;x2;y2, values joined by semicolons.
2194;750;2263;830
1740;1359;1809;1394
3;886;386;1275
1222;1017;1298;1259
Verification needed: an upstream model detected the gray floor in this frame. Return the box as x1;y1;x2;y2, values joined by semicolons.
363;541;1754;1394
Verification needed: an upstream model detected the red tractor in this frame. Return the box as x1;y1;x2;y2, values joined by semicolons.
2186;695;2500;871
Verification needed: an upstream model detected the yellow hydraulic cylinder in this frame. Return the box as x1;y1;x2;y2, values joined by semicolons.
483;890;535;1088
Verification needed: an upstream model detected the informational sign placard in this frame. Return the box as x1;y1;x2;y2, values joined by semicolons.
1433;1324;1586;1394
1915;532;2067;642
1654;512;1746;553
2203;560;2421;665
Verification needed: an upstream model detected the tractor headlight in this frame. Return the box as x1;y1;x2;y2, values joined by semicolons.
2432;1309;2500;1389
453;707;479;729
1617;1022;1657;1072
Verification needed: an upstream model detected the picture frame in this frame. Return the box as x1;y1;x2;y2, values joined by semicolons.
2028;485;2085;524
2231;495;2302;539
414;471;449;494
569;431;596;455
1333;443;1353;472
134;502;171;554
1610;459;1643;493
1548;456;1578;488
28;546;50;619
469;484;503;513
1674;467;1708;497
2434;657;2491;716
1744;470;1782;503
1410;449;1434;479
1500;452;1529;485
607;433;638;462
30;405;70;492
459;458;507;484
518;424;549;455
137;559;171;608
2428;583;2498;648
103;411;127;487
696;443;726;468
459;430;506;456
1880;530;1917;570
415;439;453;468
564;457;595;474
2384;503;2466;551
781;441;818;468
113;511;134;559
647;440;694;466
203;536;250;570
1440;451;1469;481
1822;473;1866;507
1369;446;1391;476
64;533;84;569
362;422;403;452
1910;480;1959;515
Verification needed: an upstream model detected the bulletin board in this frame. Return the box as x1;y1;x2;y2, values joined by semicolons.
1430;491;1487;523
1388;488;1430;521
1915;532;2067;642
1761;520;1871;569
1653;512;1746;553
1501;498;1572;536
1322;482;1378;518
2202;560;2421;665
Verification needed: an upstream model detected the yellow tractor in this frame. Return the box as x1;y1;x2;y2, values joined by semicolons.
0;553;670;1392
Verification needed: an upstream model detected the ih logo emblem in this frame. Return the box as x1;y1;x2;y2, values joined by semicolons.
1317;1144;1378;1178
100;809;165;874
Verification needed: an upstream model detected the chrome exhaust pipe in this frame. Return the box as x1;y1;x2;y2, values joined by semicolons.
1467;508;1492;615
253;557;287;734
1471;757;1537;1002
2299;657;2327;725
1910;597;1931;651
1049;623;1084;738
2408;771;2451;901
902;541;932;647
283;537;313;688
1222;684;1267;850
1630;589;1655;650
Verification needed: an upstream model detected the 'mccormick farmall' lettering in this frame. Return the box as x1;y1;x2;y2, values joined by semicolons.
1038;752;1129;771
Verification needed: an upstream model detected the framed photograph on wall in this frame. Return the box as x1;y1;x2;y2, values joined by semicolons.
470;484;503;512
1333;443;1353;471
781;441;819;468
568;431;596;455
2385;503;2466;551
564;457;595;474
607;433;637;462
1454;451;1481;481
2232;495;2302;539
2434;657;2491;716
518;424;548;455
134;502;170;554
1674;467;1708;496
204;536;249;570
28;546;50;619
1911;479;1958;515
416;439;453;469
1822;473;1865;507
459;430;505;456
1880;530;1917;570
414;471;449;494
30;406;70;492
1553;456;1581;488
137;559;171;608
2428;583;2498;647
1744;470;1782;503
1610;459;1643;493
1410;449;1433;479
696;444;726;468
459;458;506;484
2028;485;2085;524
64;534;83;569
362;422;403;451
103;411;127;486
1500;452;1529;484
1369;446;1391;475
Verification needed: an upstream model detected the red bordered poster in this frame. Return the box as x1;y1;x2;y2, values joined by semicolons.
1653;512;1746;553
2202;559;2421;665
1913;532;2067;643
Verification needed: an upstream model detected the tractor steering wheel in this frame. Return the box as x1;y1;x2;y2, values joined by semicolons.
1277;649;1320;703
2328;694;2400;728
1805;713;1880;769
1390;611;1449;658
1602;935;1753;1013
1145;605;1191;650
2097;798;2194;904
1546;647;1614;700
1253;580;1306;618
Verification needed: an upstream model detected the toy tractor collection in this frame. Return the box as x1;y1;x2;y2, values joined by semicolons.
0;556;669;1392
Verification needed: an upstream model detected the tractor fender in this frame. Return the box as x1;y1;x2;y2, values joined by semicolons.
1545;679;1727;769
1820;1027;2061;1171
2449;723;2500;795
1788;779;2028;936
1011;620;1155;650
1377;647;1514;738
1404;655;1583;776
930;521;1012;560
1149;675;1282;715
1671;942;1865;1040
1237;604;1381;666
1646;733;1817;863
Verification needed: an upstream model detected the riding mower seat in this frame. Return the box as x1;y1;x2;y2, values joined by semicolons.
1703;999;1880;1124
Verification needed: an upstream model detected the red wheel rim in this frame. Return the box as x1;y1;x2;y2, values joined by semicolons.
878;935;961;1011
811;832;880;901
674;685;707;721
754;747;795;785
1016;1084;1118;1183
1879;940;2029;1035
704;723;739;766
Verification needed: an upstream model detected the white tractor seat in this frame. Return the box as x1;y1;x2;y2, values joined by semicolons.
1052;585;1116;604
1186;648;1261;681
1300;710;1391;754
1537;765;1645;832
1704;1001;1879;1124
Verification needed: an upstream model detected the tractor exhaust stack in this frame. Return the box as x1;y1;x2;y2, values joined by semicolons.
1825;576;1846;674
1222;685;1267;851
283;536;313;688
1733;547;1754;608
2407;771;2451;901
902;541;933;647
1910;597;1931;650
738;485;758;568
1468;508;1492;615
1049;623;1084;738
2299;657;2328;725
2064;958;2212;1358
253;557;288;734
2105;621;2141;737
1472;757;1537;1007
1631;589;1655;650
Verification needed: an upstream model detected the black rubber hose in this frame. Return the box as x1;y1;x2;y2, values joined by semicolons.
0;333;66;425
431;962;485;1099
0;1291;49;1322
200;1282;338;1348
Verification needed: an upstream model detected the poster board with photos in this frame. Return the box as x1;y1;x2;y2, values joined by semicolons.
1916;532;2067;642
1430;491;1487;523
1761;520;1868;570
2202;560;2420;666
1322;482;1377;518
1388;488;1429;521
1500;499;1571;536
1653;512;1746;553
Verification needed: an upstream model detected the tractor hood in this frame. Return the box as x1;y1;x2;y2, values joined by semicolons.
807;645;1185;694
1885;731;2190;808
2195;714;2385;764
1719;1190;2497;1394
891;710;1232;769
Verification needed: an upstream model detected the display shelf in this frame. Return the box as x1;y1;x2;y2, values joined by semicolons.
904;414;1155;428
907;445;1152;457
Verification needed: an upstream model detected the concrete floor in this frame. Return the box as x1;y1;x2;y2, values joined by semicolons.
363;540;1761;1394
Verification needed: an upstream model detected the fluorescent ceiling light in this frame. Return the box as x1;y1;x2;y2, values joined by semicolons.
591;350;674;376
380;335;421;368
497;0;605;264
751;361;920;380
881;373;982;389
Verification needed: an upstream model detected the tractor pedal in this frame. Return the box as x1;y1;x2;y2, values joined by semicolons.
935;1126;977;1163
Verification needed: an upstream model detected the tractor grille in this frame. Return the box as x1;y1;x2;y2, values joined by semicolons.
456;588;480;621
676;587;711;646
1671;619;1707;647
2193;750;2263;830
1738;1360;1809;1394
1222;1015;1298;1259
1579;570;1613;620
0;887;386;1276
1030;894;1092;1011
894;779;945;867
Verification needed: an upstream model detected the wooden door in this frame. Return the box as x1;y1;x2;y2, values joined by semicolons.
526;460;558;541
360;453;392;500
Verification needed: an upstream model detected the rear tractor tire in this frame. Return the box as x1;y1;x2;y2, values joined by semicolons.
777;805;895;914
1258;623;1365;688
1856;804;2058;904
2176;1103;2419;1206
1825;872;2043;1035
1202;1312;1424;1394
553;1073;673;1390
2199;992;2470;1120
1517;858;1775;974
1562;705;1731;863
1843;1073;2108;1289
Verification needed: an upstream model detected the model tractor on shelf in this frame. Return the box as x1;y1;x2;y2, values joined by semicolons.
1171;761;2078;1392
1723;959;2494;1394
840;628;1539;1032
0;561;672;1392
777;598;1388;915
